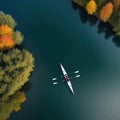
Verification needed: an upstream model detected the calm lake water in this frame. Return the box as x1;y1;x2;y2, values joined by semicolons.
1;0;120;120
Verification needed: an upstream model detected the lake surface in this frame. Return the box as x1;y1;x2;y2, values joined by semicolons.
1;0;120;120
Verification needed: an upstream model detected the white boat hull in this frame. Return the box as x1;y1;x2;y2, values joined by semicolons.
60;63;74;95
67;81;74;94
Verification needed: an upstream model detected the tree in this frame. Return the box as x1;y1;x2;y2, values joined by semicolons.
100;2;113;22
13;30;24;45
0;11;34;102
0;25;13;36
0;11;16;28
0;91;26;120
0;10;34;120
0;35;14;50
0;48;34;101
86;0;97;15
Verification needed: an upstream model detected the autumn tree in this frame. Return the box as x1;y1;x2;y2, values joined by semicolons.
0;25;14;50
0;48;34;101
86;0;97;15
0;25;14;36
0;12;24;45
100;2;113;22
0;35;14;49
0;10;34;120
0;11;34;102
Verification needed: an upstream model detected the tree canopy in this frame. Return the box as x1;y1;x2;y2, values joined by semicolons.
0;35;14;50
0;48;34;101
100;2;113;22
86;0;97;15
0;10;34;120
0;11;16;28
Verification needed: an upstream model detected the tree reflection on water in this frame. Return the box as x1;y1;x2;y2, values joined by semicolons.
0;81;31;120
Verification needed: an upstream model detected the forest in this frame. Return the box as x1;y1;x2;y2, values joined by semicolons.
73;0;120;35
0;11;34;119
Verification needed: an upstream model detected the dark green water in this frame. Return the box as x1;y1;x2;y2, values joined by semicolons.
1;0;120;120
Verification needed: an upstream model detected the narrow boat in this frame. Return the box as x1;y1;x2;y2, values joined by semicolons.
60;63;74;95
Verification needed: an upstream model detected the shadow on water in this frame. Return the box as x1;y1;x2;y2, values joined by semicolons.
112;35;120;47
71;1;120;47
21;81;32;93
72;2;98;26
0;81;32;120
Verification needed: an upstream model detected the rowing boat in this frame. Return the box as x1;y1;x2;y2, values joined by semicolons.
60;63;74;95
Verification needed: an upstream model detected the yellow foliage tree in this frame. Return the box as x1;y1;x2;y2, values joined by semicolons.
86;0;97;15
0;35;14;49
100;2;113;22
0;25;14;36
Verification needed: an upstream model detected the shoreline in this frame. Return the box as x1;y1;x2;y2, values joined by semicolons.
73;0;120;36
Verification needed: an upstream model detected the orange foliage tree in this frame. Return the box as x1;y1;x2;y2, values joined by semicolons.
86;0;97;15
0;35;14;49
0;25;14;36
0;25;14;50
100;2;113;22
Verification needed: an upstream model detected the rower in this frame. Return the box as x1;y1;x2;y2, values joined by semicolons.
65;74;69;81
